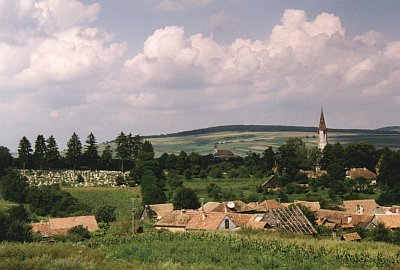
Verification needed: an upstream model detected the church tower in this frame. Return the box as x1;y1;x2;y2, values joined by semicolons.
318;108;328;151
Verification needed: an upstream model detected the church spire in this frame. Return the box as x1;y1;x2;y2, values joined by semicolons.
318;107;328;150
319;108;327;131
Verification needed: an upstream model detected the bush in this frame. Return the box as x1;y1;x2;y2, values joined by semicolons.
68;225;91;241
172;187;200;210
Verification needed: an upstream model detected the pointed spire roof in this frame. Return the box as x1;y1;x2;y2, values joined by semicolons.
319;108;327;131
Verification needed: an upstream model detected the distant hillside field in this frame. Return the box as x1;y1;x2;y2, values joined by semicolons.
100;125;400;157
145;131;400;157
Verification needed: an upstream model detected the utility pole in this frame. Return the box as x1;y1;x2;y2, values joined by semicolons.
131;198;136;234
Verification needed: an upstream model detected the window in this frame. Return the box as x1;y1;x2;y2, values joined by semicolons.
224;218;229;229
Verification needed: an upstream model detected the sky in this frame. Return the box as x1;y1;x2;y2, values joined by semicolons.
1;0;400;151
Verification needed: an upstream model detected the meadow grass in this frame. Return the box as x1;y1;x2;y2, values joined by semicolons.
185;177;263;201
64;187;141;221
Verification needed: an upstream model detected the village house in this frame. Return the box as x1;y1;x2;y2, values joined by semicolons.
341;232;362;242
294;200;321;212
342;199;384;215
141;203;174;220
213;143;237;160
31;215;99;238
248;199;285;212
185;212;238;231
259;175;281;190
154;210;198;232
346;167;377;185
207;200;255;213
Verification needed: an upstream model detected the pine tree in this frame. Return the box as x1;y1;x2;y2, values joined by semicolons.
45;135;60;169
18;136;32;169
33;135;46;170
84;132;99;170
66;132;82;170
116;132;129;171
101;145;113;170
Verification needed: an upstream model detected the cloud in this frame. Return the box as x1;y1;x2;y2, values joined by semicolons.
153;0;214;12
209;11;236;30
2;6;400;150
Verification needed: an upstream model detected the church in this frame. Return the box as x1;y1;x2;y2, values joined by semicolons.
318;108;328;151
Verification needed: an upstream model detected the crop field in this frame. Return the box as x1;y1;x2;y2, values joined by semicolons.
2;231;399;270
144;131;400;157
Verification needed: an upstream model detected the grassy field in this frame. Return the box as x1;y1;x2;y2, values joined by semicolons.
185;178;263;202
64;187;141;221
3;231;398;270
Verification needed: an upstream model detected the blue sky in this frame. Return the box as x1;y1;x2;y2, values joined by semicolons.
1;0;400;150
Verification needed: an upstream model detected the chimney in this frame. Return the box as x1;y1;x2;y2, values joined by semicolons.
224;203;227;213
347;215;352;224
202;212;206;221
180;209;186;215
356;204;364;214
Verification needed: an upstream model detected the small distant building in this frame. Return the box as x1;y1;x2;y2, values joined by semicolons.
248;199;285;212
31;215;99;238
342;199;384;215
262;204;317;235
213;143;237;160
186;212;238;231
346;167;377;185
259;175;280;190
301;169;327;179
154;210;197;232
294;200;321;212
208;201;255;213
341;232;361;242
369;215;400;229
141;203;174;220
318;108;328;151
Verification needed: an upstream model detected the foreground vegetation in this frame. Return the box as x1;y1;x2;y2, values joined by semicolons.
1;231;400;270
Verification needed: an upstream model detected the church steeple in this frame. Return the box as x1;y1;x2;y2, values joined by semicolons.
318;108;328;150
319;108;327;131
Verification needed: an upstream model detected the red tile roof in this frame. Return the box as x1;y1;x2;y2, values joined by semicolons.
31;215;99;237
155;210;197;228
342;199;380;215
346;168;376;180
342;232;361;241
186;212;230;231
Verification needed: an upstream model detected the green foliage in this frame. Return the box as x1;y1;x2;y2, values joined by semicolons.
27;185;91;217
0;170;29;203
84;132;99;170
377;148;400;188
18;136;32;169
141;170;166;205
68;225;91;241
0;205;32;242
33;135;46;170
276;190;289;203
345;142;378;171
66;132;83;170
172;187;200;210
0;146;12;177
45;135;61;169
96;205;117;224
207;183;222;201
277;138;308;179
